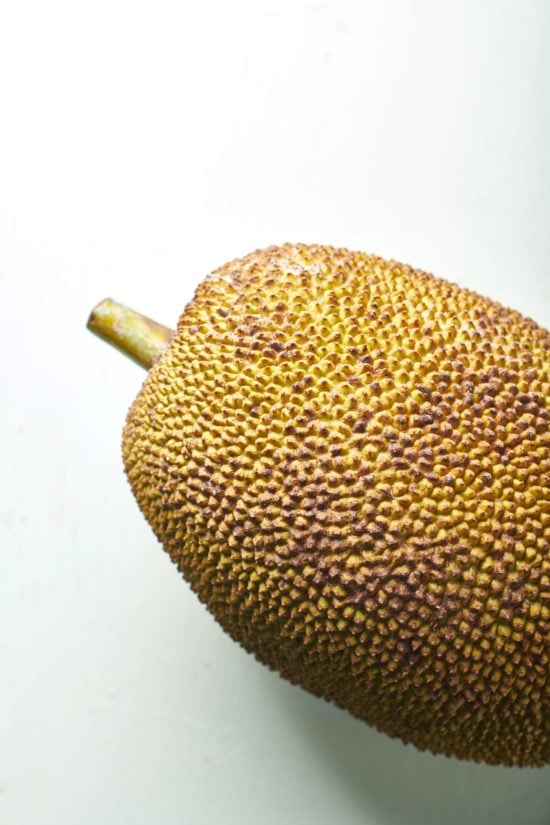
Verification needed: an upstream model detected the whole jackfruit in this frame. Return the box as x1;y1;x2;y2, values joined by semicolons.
89;244;549;766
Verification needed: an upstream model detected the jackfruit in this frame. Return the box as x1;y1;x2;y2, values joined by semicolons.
88;244;549;766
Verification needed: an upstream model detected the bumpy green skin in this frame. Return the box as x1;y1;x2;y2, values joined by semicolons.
123;244;550;766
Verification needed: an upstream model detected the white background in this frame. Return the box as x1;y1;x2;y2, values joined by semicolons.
1;1;549;823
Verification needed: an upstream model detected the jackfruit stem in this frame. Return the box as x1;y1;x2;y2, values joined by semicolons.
87;299;174;369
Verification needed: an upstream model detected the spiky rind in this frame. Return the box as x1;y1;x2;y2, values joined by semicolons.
123;244;549;766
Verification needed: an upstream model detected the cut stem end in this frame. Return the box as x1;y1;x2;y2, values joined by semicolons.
87;299;174;369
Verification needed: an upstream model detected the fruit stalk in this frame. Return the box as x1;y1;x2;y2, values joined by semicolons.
87;299;174;369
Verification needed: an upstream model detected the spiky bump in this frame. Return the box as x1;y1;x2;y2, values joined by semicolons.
122;244;550;766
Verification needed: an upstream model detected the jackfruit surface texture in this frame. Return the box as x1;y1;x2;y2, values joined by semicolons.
123;244;549;766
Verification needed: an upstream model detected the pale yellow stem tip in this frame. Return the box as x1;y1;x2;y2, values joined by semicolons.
87;299;174;369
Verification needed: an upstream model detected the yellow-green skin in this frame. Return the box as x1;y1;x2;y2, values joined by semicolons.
123;244;549;766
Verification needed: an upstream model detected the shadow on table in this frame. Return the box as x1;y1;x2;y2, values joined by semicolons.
268;676;550;825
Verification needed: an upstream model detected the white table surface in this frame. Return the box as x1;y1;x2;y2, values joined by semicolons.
1;1;548;823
